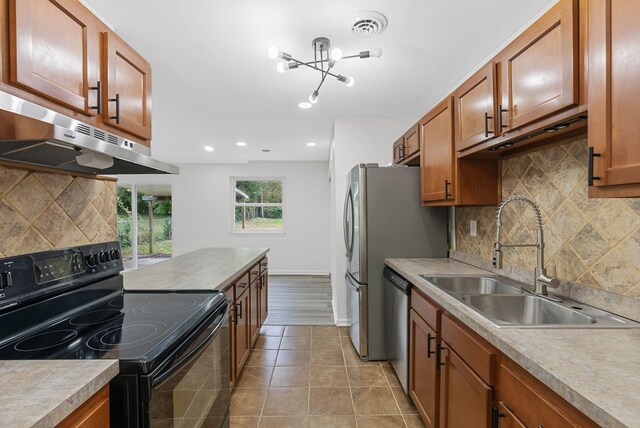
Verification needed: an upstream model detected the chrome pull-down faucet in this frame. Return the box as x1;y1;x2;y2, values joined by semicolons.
492;195;559;296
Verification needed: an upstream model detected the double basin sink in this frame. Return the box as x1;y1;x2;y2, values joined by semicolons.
419;275;640;328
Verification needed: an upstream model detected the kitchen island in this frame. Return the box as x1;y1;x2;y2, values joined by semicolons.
122;247;269;291
386;257;640;428
0;360;118;427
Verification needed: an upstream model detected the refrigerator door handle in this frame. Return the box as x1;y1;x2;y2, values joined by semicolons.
345;273;361;291
343;188;354;259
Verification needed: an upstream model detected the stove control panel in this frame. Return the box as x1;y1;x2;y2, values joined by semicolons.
0;241;123;311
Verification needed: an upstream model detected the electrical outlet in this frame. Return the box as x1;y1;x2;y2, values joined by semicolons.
470;220;477;237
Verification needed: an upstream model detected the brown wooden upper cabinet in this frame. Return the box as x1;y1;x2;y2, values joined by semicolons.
588;0;640;197
498;0;579;133
454;63;498;152
420;97;455;204
103;32;152;140
393;125;420;165
9;0;100;116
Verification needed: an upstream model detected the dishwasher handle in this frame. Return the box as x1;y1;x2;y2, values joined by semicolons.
383;267;411;296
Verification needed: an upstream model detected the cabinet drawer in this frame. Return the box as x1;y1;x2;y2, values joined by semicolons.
234;272;250;301
441;314;496;386
410;288;441;332
249;263;261;284
56;385;109;428
498;358;598;428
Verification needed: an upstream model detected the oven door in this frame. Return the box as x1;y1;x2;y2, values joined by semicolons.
145;304;230;427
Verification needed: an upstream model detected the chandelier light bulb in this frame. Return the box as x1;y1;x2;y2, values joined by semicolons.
330;48;343;61
309;91;319;104
268;46;279;59
276;62;286;73
370;47;383;58
346;76;355;87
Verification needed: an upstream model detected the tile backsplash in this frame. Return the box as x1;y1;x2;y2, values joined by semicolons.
0;165;116;257
456;138;640;303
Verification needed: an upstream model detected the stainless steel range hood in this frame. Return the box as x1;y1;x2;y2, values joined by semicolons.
0;91;178;175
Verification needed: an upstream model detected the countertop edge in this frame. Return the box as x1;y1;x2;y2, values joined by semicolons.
384;258;627;428
122;247;270;292
31;360;119;428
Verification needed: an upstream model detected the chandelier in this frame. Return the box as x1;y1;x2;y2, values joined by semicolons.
268;37;382;108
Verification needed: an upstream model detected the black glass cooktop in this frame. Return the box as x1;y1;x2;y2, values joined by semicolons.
0;288;227;374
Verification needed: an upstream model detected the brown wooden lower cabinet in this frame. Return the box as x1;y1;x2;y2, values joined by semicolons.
228;257;269;387
409;288;598;428
56;385;109;428
438;344;492;428
497;357;599;428
249;275;260;346
409;309;439;428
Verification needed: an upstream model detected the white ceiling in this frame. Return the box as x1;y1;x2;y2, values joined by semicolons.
85;0;556;164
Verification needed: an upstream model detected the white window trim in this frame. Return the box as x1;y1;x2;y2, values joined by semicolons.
230;177;286;235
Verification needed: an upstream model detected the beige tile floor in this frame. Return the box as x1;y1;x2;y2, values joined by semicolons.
230;325;426;428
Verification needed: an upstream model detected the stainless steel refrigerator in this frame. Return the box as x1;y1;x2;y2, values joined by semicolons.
344;164;447;361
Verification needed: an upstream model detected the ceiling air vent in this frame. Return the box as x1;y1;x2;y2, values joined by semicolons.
350;11;388;38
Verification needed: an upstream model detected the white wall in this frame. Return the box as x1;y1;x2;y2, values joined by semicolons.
330;117;413;325
176;161;330;274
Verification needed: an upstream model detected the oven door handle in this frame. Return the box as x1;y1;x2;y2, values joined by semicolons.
152;309;227;387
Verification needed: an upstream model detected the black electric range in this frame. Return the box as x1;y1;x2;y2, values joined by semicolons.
0;242;230;427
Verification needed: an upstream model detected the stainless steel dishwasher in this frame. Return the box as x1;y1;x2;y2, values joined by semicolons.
383;266;411;393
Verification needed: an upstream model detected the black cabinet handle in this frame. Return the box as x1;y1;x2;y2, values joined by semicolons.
498;104;508;130
109;93;120;124
484;112;494;138
237;301;243;320
427;333;436;358
438;346;447;366
88;81;102;115
445;180;451;199
588;146;602;186
491;406;506;428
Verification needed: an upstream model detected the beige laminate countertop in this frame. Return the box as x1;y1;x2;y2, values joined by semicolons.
0;360;119;428
385;258;640;428
122;247;269;292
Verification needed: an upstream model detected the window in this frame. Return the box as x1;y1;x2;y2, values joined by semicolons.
232;178;285;232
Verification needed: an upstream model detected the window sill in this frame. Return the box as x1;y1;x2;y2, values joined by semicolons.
229;230;287;237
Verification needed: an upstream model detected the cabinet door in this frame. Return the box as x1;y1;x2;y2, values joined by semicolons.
589;0;640;191
495;403;526;428
234;288;250;375
250;278;260;345
420;97;455;203
455;63;498;152
57;385;109;428
393;137;404;164
260;270;268;325
409;309;439;428
103;31;152;140
499;0;578;132
9;0;100;115
404;125;420;158
439;344;491;428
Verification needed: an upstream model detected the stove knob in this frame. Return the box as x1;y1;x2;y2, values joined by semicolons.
109;250;119;260
86;254;97;267
98;252;107;263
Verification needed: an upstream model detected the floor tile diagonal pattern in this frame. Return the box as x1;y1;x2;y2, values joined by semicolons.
456;138;640;300
0;166;116;257
230;325;426;428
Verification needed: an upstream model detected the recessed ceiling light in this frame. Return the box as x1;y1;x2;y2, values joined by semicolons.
307;142;317;147
236;141;247;147
204;146;214;152
298;102;312;109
